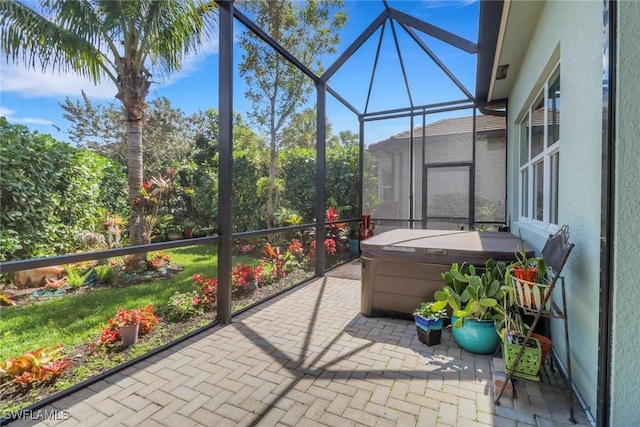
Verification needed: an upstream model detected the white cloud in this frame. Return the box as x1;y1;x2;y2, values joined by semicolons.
0;105;52;126
0;105;53;125
0;106;15;116
0;62;116;99
11;116;54;125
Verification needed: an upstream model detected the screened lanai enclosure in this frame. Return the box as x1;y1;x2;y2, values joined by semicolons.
0;0;510;413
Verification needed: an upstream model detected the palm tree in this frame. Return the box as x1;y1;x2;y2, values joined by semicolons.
0;0;217;246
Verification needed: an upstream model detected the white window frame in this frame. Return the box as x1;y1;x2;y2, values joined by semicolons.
518;64;560;229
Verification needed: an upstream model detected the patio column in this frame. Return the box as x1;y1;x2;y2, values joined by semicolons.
315;82;326;276
217;0;233;324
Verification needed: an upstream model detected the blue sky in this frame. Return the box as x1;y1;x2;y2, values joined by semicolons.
0;0;479;146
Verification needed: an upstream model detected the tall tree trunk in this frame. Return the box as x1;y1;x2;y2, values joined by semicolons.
266;95;278;229
267;131;277;229
127;119;144;246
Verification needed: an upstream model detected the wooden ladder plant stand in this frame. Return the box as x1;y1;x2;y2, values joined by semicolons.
494;225;577;423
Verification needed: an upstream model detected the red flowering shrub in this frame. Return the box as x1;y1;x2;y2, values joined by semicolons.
192;274;218;307
263;243;286;279
139;305;159;334
288;239;304;255
308;238;337;257
93;305;158;350
231;263;263;295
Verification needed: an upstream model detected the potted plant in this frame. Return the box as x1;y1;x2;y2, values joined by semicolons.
181;221;197;239
506;251;550;311
166;224;182;241
433;259;510;354
114;308;141;348
413;301;448;346
502;333;543;381
497;300;551;381
151;214;173;242
347;226;359;256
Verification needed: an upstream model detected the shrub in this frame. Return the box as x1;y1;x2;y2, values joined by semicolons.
192;274;218;308
0;345;72;386
0;118;128;261
164;291;204;321
93;305;158;349
231;263;263;295
94;264;118;284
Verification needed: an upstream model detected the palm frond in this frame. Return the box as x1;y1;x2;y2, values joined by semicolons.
0;0;109;83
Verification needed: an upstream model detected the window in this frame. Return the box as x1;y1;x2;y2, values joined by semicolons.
519;66;560;227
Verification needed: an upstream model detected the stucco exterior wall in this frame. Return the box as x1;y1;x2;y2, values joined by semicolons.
611;1;640;424
506;0;602;419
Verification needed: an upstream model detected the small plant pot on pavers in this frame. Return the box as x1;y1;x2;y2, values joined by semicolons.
414;314;444;346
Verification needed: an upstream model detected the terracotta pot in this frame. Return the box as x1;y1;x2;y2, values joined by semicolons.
120;322;140;348
530;332;552;365
512;267;547;310
358;214;375;240
513;266;537;282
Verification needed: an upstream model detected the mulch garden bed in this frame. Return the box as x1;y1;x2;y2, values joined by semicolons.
0;268;313;415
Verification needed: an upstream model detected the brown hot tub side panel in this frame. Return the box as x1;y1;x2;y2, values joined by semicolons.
361;256;449;318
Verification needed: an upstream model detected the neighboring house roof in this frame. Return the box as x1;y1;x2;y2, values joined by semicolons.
370;114;506;150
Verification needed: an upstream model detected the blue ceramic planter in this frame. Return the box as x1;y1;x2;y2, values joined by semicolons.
414;314;444;331
451;315;500;355
348;239;360;256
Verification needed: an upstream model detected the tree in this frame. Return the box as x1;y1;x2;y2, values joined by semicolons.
0;0;217;245
237;0;346;228
61;94;199;176
281;107;342;149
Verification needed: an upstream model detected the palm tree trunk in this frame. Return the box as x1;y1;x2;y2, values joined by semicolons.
128;119;144;246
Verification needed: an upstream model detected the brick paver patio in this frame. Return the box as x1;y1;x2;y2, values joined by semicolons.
10;261;591;426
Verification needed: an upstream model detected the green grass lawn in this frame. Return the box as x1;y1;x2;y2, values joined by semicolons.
0;244;240;362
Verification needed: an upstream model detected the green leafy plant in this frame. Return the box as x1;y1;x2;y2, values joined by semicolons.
0;119;128;261
433;259;510;328
64;267;94;288
164;291;204;321
414;301;448;321
94;265;118;284
152;214;174;239
507;250;547;283
180;221;197;230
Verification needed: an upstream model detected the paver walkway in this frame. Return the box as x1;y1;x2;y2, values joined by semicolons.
10;261;591;426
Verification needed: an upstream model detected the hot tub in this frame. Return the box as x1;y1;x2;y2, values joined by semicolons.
360;229;533;318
